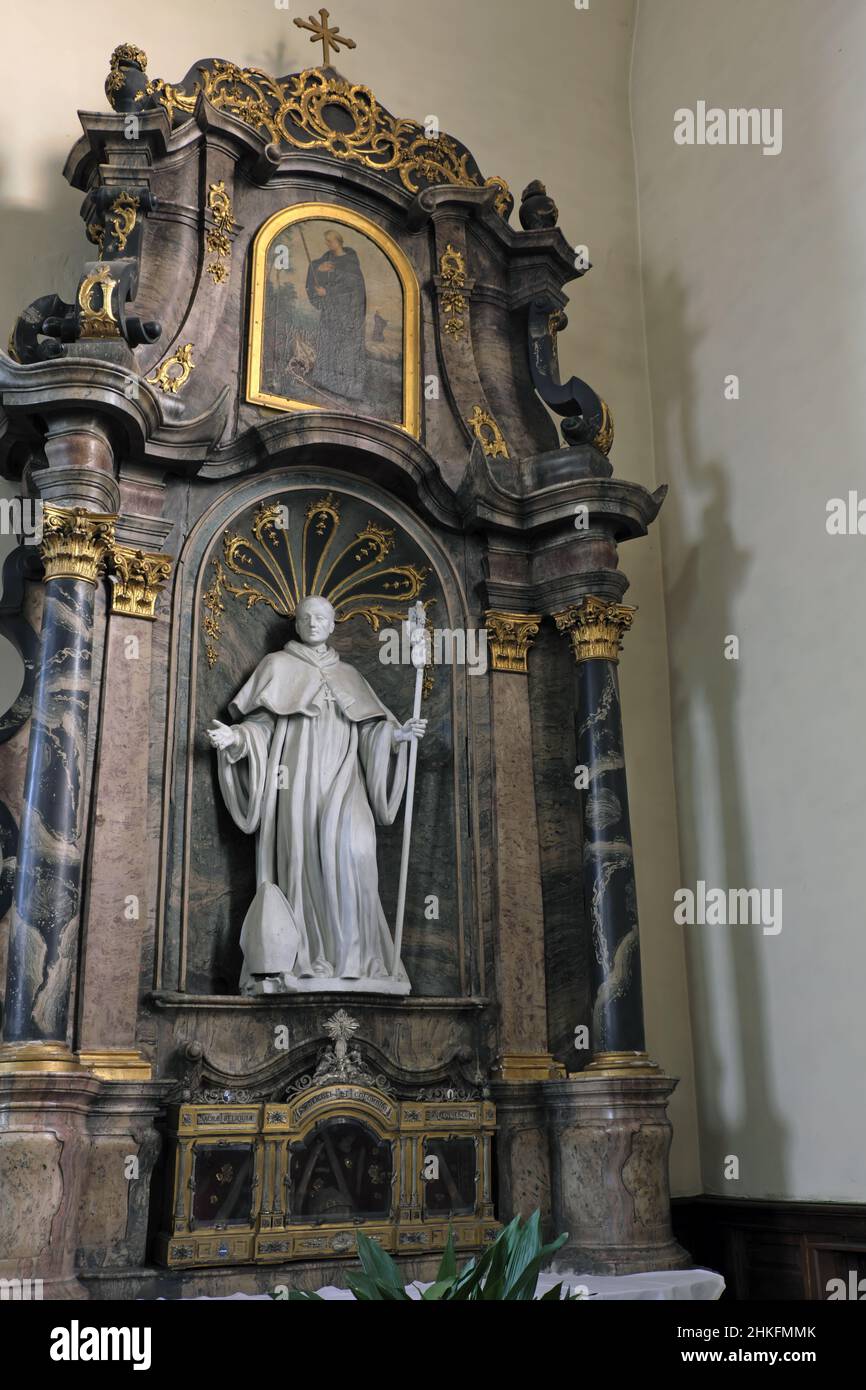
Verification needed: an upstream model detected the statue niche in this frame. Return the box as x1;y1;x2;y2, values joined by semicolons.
184;489;461;998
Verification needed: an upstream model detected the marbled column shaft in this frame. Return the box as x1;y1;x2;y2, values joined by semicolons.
3;578;96;1043
77;616;154;1059
576;656;646;1055
488;672;552;1063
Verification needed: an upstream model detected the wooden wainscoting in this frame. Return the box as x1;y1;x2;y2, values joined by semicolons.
672;1196;866;1301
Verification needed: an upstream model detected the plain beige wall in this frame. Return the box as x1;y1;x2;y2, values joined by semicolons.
0;0;701;1193
633;0;866;1200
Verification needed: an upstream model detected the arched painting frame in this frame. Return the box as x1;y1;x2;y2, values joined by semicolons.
246;203;421;438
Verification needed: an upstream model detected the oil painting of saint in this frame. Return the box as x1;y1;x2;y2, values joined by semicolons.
249;210;416;432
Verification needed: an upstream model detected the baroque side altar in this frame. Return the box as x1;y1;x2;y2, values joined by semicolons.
0;34;688;1294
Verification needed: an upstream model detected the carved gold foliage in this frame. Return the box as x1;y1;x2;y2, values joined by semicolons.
467;405;509;459
202;561;227;668
203;493;429;667
41;506;116;585
440;243;466;289
554;595;635;664
592;398;615;456
147;343;195;394
86;221;105;256
147;63;511;215
107;191;139;253
106;43;148;102
484;610;541;674
548;309;565;365
109;545;172;620
205;180;235;285
439;242;467;339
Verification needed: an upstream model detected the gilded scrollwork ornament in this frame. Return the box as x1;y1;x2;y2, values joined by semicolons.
77;265;121;338
106;191;139;253
592;398;615;456
467;405;509;459
202;561;227;669
147;343;195;394
144;61;511;215
205;181;235;285
202;493;429;668
439;243;468;339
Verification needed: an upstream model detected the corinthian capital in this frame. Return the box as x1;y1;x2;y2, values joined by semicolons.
553;595;635;663
109;545;173;620
484;610;541;674
41;505;116;584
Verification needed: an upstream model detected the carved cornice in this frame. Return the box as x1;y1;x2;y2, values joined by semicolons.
41;505;116;584
491;1052;567;1082
114;55;512;215
109;545;173;620
553;595;635;663
485;610;541;674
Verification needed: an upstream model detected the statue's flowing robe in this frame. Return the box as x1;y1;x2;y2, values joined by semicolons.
218;641;408;992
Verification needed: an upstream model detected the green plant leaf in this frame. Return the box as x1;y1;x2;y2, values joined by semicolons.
479;1215;521;1299
277;1210;571;1303
501;1209;543;1292
345;1271;382;1301
354;1232;408;1297
436;1229;457;1282
508;1234;569;1301
538;1283;567;1300
420;1278;458;1300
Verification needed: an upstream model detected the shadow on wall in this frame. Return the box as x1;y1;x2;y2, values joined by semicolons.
642;265;788;1197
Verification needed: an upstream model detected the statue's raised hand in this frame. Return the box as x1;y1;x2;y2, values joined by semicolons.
207;719;241;753
393;717;428;746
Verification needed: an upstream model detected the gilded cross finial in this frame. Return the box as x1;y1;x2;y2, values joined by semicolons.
293;8;357;66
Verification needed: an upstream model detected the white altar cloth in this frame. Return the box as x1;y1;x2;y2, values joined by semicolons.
177;1267;724;1301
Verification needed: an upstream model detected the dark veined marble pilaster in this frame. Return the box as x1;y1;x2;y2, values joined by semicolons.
2;508;115;1049
554;596;656;1074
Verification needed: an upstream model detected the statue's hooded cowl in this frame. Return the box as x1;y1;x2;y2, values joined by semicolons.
217;640;410;993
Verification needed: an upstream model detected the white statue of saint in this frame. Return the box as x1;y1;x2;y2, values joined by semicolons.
206;596;426;996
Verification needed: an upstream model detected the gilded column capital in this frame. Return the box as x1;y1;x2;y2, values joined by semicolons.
553;595;635;663
109;545;173;620
41;505;116;584
484;610;541;674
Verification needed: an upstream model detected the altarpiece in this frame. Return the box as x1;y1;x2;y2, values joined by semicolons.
0;28;688;1295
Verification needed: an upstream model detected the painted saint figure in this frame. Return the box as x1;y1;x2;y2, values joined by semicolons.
305;229;367;400
206;597;426;995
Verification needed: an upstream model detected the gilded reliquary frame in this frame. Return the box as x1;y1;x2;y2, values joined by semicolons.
246;203;421;438
155;1084;498;1268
